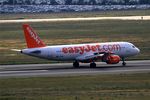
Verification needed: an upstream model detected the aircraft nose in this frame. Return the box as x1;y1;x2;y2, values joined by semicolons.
136;48;140;54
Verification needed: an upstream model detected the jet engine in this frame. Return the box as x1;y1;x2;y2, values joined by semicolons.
102;55;121;64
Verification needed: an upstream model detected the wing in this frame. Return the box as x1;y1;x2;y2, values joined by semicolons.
76;51;120;64
76;52;109;63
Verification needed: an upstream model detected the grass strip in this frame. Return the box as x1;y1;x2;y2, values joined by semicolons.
0;73;150;100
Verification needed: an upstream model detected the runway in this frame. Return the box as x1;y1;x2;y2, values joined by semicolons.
0;16;150;23
0;60;150;78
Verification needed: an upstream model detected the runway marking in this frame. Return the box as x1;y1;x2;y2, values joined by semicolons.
0;60;150;78
0;16;150;23
0;67;150;77
0;70;47;74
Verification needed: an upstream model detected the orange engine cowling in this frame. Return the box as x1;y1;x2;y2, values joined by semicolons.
105;55;121;64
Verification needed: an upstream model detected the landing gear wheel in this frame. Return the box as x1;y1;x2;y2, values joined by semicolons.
122;57;126;66
73;61;79;68
90;62;96;68
122;62;126;66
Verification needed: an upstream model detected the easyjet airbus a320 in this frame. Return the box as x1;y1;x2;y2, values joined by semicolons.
13;24;140;68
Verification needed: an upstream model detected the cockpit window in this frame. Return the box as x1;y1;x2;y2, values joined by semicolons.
132;45;135;48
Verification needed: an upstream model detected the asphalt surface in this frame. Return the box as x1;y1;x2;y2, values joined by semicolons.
0;16;150;23
0;60;150;78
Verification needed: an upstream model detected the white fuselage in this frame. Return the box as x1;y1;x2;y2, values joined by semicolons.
22;42;140;61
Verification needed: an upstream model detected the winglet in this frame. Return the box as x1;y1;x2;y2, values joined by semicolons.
23;24;46;48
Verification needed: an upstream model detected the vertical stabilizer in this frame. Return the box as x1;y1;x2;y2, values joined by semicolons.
23;24;46;48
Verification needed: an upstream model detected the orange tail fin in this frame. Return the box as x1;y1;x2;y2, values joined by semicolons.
23;24;46;48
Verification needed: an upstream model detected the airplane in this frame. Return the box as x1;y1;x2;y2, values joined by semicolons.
12;24;140;68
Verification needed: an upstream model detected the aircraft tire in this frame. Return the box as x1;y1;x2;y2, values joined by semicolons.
122;57;126;66
73;61;79;68
122;62;126;66
90;62;96;68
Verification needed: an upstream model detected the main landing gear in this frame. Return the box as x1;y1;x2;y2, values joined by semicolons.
73;61;79;68
122;57;126;66
90;62;96;68
73;61;97;68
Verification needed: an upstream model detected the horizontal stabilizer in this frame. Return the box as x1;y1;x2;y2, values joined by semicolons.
11;49;21;52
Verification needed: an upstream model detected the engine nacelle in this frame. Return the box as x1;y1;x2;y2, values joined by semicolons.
103;55;121;64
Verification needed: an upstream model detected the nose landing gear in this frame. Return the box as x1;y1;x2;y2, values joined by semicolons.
122;57;126;66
